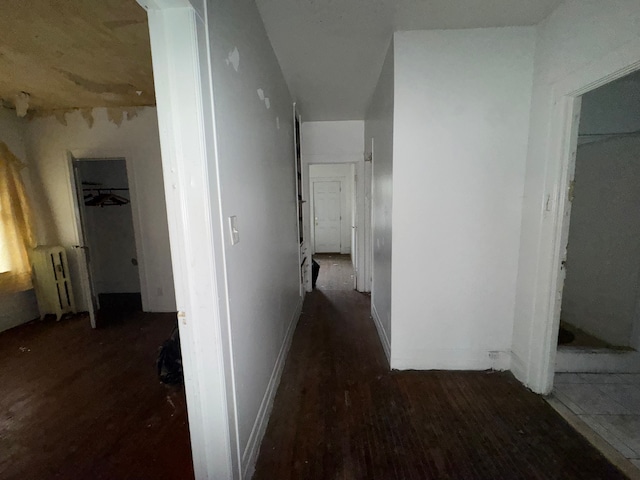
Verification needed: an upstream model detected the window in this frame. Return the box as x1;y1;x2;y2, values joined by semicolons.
0;142;35;293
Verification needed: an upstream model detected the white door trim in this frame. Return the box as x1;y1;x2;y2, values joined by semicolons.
140;1;238;478
66;153;98;327
66;153;148;312
527;38;640;394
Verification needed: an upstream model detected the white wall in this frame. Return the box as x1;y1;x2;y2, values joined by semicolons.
309;163;353;254
24;107;175;312
365;39;394;362
205;1;302;474
561;137;640;347
513;0;640;393
78;160;141;295
0;108;39;332
579;71;640;136
391;27;535;370
302;121;365;163
301;120;370;291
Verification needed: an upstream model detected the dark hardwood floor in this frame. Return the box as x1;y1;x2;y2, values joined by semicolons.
0;310;193;480
253;255;625;479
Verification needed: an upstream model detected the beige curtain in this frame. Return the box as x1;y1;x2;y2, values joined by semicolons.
0;142;36;293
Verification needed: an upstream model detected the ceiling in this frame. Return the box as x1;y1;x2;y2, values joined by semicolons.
0;1;565;120
256;0;564;121
0;0;154;114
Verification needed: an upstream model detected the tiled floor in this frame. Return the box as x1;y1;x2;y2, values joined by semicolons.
553;372;640;470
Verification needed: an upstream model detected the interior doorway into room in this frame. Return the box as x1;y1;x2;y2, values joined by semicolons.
553;69;640;372
70;157;142;328
549;68;640;468
309;163;356;290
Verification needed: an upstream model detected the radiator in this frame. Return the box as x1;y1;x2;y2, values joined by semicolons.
31;246;76;320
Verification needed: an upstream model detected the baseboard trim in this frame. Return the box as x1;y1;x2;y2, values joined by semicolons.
241;297;303;479
510;350;528;385
371;302;391;364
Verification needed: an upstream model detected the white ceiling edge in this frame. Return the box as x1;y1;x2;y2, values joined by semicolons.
256;0;564;121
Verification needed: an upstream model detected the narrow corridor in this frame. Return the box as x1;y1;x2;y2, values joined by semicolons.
253;255;625;479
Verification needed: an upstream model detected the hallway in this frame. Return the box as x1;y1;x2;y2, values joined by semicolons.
253;256;625;479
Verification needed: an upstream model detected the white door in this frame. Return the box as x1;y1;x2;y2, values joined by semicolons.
314;181;341;253
70;157;98;328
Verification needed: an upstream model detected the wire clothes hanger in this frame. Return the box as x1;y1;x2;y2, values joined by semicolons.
83;188;130;207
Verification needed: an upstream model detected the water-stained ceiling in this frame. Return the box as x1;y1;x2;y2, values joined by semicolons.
0;0;154;114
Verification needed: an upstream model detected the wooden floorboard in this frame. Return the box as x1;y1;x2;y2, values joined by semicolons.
253;255;626;479
0;310;193;480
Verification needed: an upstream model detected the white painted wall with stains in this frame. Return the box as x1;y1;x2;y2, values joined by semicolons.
205;1;302;475
391;27;535;371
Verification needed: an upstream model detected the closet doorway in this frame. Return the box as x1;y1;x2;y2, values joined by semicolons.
70;157;142;328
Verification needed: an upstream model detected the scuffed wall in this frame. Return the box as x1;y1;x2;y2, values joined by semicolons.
205;1;301;473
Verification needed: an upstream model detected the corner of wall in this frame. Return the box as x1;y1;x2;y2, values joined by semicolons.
371;301;391;364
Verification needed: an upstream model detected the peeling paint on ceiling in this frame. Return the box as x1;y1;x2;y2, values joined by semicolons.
0;0;154;114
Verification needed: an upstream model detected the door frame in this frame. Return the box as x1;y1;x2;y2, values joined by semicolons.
68;154;98;328
139;2;238;478
531;48;640;393
66;153;148;317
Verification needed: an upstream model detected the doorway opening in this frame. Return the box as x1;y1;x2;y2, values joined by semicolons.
309;163;356;290
554;70;640;371
550;69;640;468
70;157;142;328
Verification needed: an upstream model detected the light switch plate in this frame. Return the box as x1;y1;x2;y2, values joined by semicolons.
229;216;240;245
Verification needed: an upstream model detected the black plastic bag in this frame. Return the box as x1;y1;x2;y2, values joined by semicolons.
157;326;184;385
312;260;320;289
